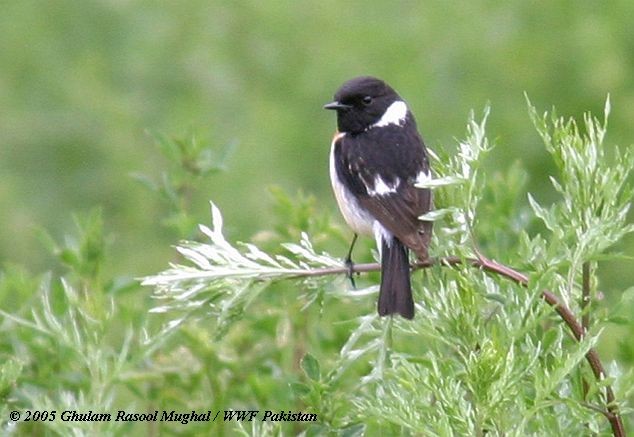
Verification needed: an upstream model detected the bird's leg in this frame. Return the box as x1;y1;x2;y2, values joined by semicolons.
345;234;358;288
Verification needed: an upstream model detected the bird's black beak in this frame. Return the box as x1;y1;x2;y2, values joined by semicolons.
323;101;352;110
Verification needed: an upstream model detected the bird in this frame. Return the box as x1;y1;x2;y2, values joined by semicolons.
324;76;433;319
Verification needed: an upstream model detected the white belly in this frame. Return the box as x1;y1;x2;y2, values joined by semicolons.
329;134;374;236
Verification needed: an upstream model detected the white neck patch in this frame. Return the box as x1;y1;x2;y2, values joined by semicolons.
372;100;408;128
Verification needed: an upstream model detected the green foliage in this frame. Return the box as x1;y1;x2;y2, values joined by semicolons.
38;209;107;292
1;100;633;434
137;104;632;434
1;3;633;435
418;106;493;257
526;97;634;299
132;131;235;239
1;279;129;436
145;202;343;340
267;186;341;246
0;214;142;435
4;1;634;288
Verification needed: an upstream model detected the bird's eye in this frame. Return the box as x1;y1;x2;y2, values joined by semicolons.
362;96;373;105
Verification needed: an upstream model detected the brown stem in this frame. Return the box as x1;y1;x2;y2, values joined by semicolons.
582;262;592;334
581;261;592;432
293;255;624;436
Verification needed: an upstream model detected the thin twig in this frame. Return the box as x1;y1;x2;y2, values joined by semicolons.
582;262;592;334
289;255;624;437
581;261;592;431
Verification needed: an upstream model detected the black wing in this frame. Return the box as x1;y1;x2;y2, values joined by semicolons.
334;119;433;259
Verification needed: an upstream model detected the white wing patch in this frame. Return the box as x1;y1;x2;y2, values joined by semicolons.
372;100;408;128
414;169;432;186
367;176;400;196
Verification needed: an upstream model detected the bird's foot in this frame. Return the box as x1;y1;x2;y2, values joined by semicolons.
345;257;357;289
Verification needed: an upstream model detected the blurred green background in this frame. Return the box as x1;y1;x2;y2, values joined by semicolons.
1;1;632;335
1;1;633;434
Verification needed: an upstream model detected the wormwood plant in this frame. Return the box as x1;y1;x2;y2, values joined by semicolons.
1;103;631;436
145;99;633;436
0;132;236;436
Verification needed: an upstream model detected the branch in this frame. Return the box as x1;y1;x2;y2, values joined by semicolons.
288;255;624;437
582;262;592;334
581;261;592;424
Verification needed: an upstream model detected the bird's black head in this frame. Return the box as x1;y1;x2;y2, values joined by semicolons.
324;76;404;134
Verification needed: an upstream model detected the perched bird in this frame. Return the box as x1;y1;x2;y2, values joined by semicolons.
324;76;433;319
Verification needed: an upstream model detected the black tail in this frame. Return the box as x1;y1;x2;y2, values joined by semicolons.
378;237;414;319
